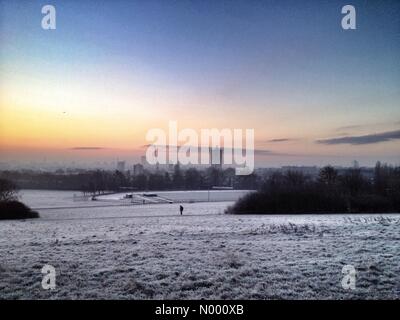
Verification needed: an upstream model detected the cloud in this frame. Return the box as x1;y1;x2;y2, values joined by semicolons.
70;147;105;150
317;130;400;145
335;121;400;132
266;138;292;143
254;149;292;156
335;125;364;131
256;138;297;145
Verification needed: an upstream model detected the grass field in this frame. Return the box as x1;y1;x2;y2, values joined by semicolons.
0;191;399;299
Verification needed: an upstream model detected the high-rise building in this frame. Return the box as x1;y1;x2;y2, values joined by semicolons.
140;156;148;166
209;147;223;168
117;161;125;172
133;163;144;176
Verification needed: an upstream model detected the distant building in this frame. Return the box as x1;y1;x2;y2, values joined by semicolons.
133;163;144;175
140;156;148;166
209;147;223;169
117;161;126;172
352;160;360;169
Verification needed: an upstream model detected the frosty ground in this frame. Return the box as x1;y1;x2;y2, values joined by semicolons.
0;190;399;299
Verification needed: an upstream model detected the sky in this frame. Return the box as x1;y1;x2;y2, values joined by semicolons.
0;0;399;168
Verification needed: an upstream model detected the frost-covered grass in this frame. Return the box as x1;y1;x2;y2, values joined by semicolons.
97;190;253;203
20;189;253;209
0;191;399;299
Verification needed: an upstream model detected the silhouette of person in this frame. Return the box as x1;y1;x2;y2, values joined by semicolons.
180;205;184;215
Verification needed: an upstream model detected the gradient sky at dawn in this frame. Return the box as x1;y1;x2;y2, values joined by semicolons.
0;0;399;167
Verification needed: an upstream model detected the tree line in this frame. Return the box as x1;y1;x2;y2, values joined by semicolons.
0;165;259;194
227;162;400;214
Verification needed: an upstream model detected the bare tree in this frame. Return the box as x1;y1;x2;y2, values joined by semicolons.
0;178;19;202
318;166;338;186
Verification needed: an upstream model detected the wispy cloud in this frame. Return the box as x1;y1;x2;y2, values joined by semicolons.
256;138;297;145
335;121;400;132
254;149;293;156
335;124;364;132
70;147;105;150
266;138;292;143
317;130;400;145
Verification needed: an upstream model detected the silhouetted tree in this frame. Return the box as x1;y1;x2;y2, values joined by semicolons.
223;168;235;187
113;170;128;190
206;167;222;187
0;178;19;202
148;173;166;190
173;164;184;189
284;170;308;187
164;172;172;189
133;174;148;190
235;172;258;190
318;166;338;186
374;161;389;196
340;168;366;196
184;168;201;190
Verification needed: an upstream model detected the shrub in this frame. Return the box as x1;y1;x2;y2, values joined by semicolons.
227;165;400;215
0;201;39;220
226;186;348;214
0;178;19;202
348;194;395;213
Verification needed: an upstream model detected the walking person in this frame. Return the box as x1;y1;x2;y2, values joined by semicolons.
179;205;184;215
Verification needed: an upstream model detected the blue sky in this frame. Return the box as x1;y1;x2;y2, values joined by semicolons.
0;0;399;166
